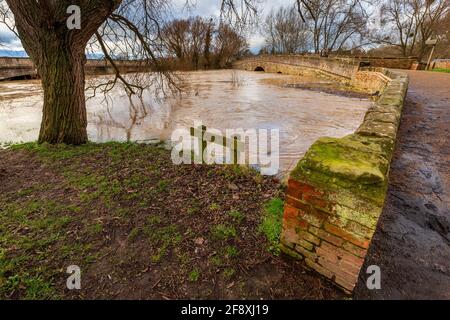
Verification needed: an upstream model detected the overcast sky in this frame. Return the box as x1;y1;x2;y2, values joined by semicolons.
172;0;290;52
0;0;292;54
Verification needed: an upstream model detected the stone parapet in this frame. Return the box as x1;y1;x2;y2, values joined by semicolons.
233;55;409;293
281;69;409;293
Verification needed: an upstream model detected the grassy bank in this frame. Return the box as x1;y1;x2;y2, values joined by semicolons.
432;68;450;73
0;142;342;299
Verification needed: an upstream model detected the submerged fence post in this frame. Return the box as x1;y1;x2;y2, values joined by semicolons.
190;125;207;164
233;136;239;165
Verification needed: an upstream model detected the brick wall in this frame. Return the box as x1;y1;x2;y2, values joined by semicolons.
432;60;450;69
354;57;418;69
233;56;409;293
280;69;409;293
351;71;390;94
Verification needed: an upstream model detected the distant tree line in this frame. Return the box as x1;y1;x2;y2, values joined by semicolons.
260;0;450;60
162;17;250;70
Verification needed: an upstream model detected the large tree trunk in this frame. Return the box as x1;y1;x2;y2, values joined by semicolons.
37;41;88;145
4;0;122;146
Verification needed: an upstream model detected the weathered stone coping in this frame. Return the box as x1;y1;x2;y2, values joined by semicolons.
280;68;409;293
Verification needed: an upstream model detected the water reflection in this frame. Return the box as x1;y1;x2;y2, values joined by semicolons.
0;70;372;174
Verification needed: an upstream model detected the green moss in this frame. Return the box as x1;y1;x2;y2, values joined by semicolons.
290;134;392;204
209;203;220;211
211;224;237;241
357;120;398;140
228;210;244;223
188;268;200;282
210;256;223;267
259;198;284;254
224;246;239;258
88;223;103;235
378;93;404;106
128;228;141;241
223;268;236;279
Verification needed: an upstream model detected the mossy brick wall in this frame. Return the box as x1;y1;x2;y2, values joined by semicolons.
233;55;410;292
281;70;409;293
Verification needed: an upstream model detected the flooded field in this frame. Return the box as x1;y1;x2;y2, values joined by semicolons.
0;70;372;175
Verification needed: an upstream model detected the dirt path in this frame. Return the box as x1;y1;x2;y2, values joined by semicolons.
354;71;450;299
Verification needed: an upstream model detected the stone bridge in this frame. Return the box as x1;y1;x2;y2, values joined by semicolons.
233;54;418;76
0;57;148;81
234;55;410;294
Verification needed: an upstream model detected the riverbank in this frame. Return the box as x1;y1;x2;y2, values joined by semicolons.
0;70;372;175
0;142;343;299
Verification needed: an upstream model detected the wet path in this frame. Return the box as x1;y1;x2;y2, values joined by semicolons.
355;71;450;299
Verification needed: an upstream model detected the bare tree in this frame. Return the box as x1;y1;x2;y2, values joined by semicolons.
203;18;214;68
263;5;309;54
376;0;449;59
0;0;259;145
434;10;450;58
162;17;248;70
214;24;249;67
295;0;369;54
162;19;191;60
189;17;209;70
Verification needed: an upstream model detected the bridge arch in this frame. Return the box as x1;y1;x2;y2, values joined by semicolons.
254;66;265;72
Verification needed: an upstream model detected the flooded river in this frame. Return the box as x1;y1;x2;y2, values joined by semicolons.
0;70;372;175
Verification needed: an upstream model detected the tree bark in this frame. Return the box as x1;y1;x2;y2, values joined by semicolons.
4;0;122;145
37;38;88;145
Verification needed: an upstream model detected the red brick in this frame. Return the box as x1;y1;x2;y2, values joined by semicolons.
346;220;373;238
286;196;312;213
287;180;303;200
317;229;344;247
335;275;357;292
280;243;303;260
298;211;323;228
339;250;365;267
317;256;359;282
298;239;314;251
303;194;332;211
316;246;340;264
324;222;370;249
282;217;296;230
296;217;310;231
281;227;298;246
300;231;321;246
340;259;364;275
305;258;334;279
295;245;317;260
343;242;367;258
283;205;299;221
287;179;323;197
319;241;365;267
327;215;347;228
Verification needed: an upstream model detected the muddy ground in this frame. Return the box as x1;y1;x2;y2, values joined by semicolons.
354;71;450;299
0;143;343;300
1;70;448;300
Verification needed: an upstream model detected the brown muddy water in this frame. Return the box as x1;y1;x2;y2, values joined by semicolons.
0;70;372;175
